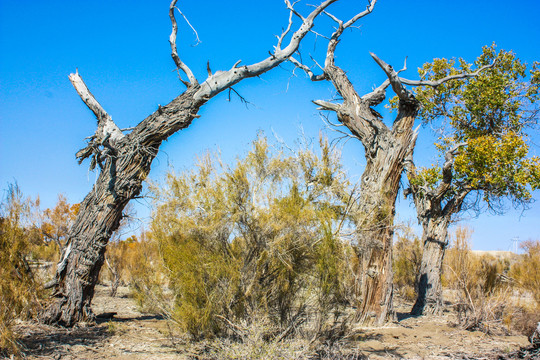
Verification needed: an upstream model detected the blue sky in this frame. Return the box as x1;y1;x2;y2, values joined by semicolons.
1;0;539;250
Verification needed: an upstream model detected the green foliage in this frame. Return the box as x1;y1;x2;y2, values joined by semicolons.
0;184;42;356
412;44;540;209
149;135;356;339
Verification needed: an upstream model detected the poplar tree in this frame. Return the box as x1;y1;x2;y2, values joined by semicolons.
406;45;540;315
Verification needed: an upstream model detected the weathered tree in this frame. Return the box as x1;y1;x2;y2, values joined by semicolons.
42;0;343;326
290;2;497;325
406;45;540;315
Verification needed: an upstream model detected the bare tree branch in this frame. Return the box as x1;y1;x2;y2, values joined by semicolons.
173;5;201;46
289;56;327;81
276;4;295;49
370;52;415;102
400;58;498;88
324;0;377;67
69;70;124;143
361;79;390;106
284;0;305;21
194;0;339;101
288;1;377;85
169;0;198;86
313;99;342;112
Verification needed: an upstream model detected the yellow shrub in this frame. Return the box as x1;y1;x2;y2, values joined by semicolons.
510;239;540;305
0;185;42;356
393;225;422;302
143;135;356;339
443;226;512;334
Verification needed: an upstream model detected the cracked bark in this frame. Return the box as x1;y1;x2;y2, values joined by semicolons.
43;87;205;326
316;62;419;325
353;101;418;326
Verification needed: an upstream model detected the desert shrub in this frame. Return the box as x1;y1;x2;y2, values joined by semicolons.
23;195;80;284
145;135;358;340
510;239;540;305
505;305;540;338
506;240;540;337
393;225;422;302
0;184;42;356
443;226;511;334
126;232;172;314
102;235;137;296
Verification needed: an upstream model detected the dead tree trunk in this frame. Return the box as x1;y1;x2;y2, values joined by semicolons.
303;58;420;325
406;145;471;316
42;0;339;326
290;3;420;324
289;4;494;323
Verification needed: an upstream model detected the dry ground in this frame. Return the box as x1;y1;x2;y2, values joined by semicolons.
11;286;531;360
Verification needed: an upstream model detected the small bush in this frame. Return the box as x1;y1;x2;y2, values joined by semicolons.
443;226;512;334
393;225;422;302
510;239;540;305
0;185;42;356
142;135;358;340
505;305;540;338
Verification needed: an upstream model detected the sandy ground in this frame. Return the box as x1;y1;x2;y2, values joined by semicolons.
12;286;531;360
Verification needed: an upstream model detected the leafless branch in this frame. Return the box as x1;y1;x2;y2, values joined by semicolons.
361;79;390;106
289;56;326;81
313;99;342;112
309;29;331;40
284;0;304;21
400;58;498;88
69;70;124;143
169;0;198;86
343;0;376;29
173;5;201;46
277;4;295;49
194;0;339;101
227;87;253;108
370;52;415;101
319;113;361;144
321;9;342;26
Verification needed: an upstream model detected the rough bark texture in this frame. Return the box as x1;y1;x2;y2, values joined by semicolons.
314;59;419;325
411;215;449;316
44;87;205;326
354;102;418;325
407;146;470;316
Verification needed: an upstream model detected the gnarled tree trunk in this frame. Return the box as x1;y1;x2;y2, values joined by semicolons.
42;0;340;326
407;145;470;316
354;102;418;325
44;87;205;325
410;216;449;315
306;48;420;325
290;5;496;323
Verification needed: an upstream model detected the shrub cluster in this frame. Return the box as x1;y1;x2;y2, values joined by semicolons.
392;225;422;302
0;185;43;356
143;136;359;340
